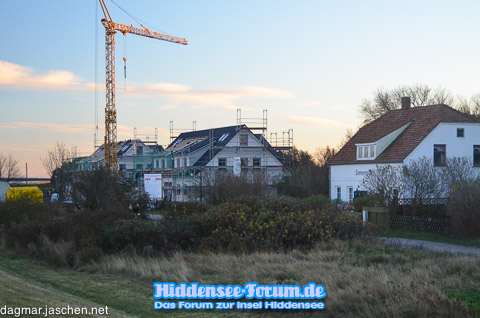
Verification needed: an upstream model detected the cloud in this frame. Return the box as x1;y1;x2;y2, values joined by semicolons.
122;82;190;96
297;101;321;107
0;60;293;108
0;60;84;91
166;86;292;109
0;145;43;152
283;116;348;127
0;121;92;133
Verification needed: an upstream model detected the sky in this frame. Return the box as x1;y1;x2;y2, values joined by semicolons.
1;0;480;177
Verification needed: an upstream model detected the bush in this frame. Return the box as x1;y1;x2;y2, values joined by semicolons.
353;194;383;212
101;219;166;254
0;194;370;264
204;201;369;252
71;168;130;211
448;180;480;237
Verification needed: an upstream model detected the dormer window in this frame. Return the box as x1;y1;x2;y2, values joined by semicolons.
356;144;375;160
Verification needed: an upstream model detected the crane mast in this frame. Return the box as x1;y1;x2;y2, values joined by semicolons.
98;0;187;172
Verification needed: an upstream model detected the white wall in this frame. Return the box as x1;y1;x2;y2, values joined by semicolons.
330;122;480;201
208;131;282;167
329;163;402;201
406;123;480;163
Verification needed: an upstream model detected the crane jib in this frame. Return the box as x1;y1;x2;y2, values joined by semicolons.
98;0;188;172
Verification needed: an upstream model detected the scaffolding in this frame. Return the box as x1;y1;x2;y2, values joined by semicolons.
269;129;294;166
71;109;294;202
170;120;197;142
131;109;294;202
133;127;158;143
63;156;93;172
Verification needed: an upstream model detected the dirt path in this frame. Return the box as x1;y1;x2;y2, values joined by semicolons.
381;237;480;257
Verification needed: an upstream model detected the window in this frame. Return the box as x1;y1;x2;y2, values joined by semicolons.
136;164;143;170
219;133;229;142
474;145;480;167
347;187;353;202
137;146;143;154
218;158;226;166
176;158;180;168
335;186;341;200
240;134;248;146
356;144;375;160
241;158;249;166
253;158;261;166
119;164;126;171
457;128;465;138
433;144;446;166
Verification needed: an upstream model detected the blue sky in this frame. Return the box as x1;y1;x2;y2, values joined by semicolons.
1;0;480;177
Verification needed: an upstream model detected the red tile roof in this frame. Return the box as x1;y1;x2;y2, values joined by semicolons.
330;104;479;164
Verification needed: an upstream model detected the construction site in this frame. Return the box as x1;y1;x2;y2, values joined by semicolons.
61;0;295;202
66;109;293;202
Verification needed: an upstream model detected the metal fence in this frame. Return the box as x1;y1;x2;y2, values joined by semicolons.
390;215;451;233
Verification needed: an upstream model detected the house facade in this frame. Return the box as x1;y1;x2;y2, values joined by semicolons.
134;125;284;202
66;139;163;176
329;98;480;202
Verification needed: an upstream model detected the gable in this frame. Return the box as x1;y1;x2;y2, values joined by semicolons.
331;104;480;164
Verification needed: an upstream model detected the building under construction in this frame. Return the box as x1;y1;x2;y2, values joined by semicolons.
66;110;293;202
125;109;292;201
132;121;293;202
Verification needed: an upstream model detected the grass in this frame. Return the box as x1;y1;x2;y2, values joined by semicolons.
80;240;480;317
0;251;234;317
1;239;479;317
380;229;480;247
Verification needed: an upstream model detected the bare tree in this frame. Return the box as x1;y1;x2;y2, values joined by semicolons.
402;157;444;199
359;84;480;124
362;157;479;206
41;142;72;178
314;145;336;167
361;164;404;206
442;157;480;191
0;154;21;182
337;128;357;149
41;142;76;200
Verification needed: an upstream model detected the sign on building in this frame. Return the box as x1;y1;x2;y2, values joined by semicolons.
144;174;162;200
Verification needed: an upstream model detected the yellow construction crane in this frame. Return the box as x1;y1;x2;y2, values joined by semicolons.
98;0;188;172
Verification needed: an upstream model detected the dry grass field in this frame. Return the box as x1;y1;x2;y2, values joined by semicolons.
1;239;479;317
82;239;480;317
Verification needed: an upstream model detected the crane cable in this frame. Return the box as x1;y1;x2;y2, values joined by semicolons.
123;34;127;91
108;0;170;34
95;0;99;152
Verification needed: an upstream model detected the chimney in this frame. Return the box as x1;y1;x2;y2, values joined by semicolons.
401;96;411;110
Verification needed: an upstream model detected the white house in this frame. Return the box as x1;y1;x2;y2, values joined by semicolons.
88;139;163;175
329;98;480;202
161;125;284;201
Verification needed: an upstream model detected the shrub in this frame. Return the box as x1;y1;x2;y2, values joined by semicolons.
448;180;480;237
205;202;369;252
101;219;166;254
70;168;130;211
